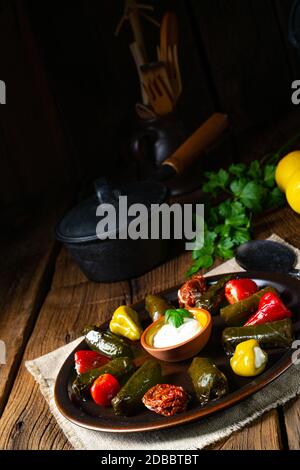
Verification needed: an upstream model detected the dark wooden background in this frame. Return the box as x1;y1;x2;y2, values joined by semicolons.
1;1;300;449
1;0;300;210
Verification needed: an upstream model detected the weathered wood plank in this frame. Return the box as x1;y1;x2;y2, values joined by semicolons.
212;410;282;450
253;206;300;247
274;0;300;79
0;202;65;416
0;249;131;449
51;247;101;289
188;0;292;130
0;0;72;206
284;398;300;450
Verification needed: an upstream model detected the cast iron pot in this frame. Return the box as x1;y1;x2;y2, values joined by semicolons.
56;113;228;282
56;179;169;282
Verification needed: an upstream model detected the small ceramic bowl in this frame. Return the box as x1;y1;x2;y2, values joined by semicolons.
141;308;212;362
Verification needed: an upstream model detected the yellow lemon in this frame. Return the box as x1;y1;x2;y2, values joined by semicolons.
286;169;300;214
275;151;300;192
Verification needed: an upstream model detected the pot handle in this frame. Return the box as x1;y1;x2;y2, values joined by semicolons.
94;178;120;205
162;113;229;175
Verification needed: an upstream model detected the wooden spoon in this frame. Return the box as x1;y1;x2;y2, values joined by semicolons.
140;62;175;116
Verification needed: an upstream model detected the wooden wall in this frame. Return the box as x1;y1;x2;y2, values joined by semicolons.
1;0;300;208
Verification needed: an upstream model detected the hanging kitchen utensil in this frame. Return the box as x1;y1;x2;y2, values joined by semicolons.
135;102;158;120
159;11;182;100
140;62;175;116
56;113;229;282
130;42;148;105
115;1;160;62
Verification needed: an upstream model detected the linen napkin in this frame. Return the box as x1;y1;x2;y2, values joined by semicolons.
26;234;300;450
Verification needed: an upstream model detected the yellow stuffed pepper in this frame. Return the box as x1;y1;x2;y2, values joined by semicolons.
230;339;268;377
110;305;143;341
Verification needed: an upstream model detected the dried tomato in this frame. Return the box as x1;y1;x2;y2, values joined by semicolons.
142;384;189;417
178;274;207;308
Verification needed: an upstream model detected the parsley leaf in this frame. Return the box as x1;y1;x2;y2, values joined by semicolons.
203;169;230;195
233;228;251;244
239;181;264;212
230;178;248;197
165;309;192;328
248;160;262;180
267;186;285;209
263;164;276;188
216;238;235;259
218;200;232;218
228;163;247;177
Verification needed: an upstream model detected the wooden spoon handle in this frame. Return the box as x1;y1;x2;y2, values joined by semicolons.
163;113;229;175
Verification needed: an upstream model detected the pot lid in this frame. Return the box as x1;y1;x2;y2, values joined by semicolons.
56;178;168;243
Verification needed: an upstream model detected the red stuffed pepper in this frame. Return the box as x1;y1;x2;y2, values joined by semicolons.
75;350;109;374
90;373;120;406
244;291;292;326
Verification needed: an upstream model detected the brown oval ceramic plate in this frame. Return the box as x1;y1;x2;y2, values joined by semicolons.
54;271;300;433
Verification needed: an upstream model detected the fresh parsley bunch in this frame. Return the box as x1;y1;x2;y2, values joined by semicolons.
186;160;285;277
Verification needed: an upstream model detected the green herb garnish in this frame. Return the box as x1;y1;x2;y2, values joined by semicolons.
185;131;300;278
165;308;193;328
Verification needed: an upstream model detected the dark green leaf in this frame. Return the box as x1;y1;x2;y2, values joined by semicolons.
225;212;249;228
202;169;229;195
205;230;218;244
231;200;246;216
263;164;276;188
192;253;214;269
248;160;262;180
216;238;235;259
192;230;217;259
228;163;247;177
266;186;285;209
218;200;232;218
215;224;231;237
207;206;219;225
176;308;193;318
239;181;264;212
196;254;214;268
185;264;200;277
230;178;247;197
232;229;251;244
165;309;192;328
217;169;230;187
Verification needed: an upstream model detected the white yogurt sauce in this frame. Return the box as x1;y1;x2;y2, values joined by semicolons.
254;346;267;368
153;318;202;348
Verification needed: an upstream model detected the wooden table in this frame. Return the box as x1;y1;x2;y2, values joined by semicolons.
0;200;299;450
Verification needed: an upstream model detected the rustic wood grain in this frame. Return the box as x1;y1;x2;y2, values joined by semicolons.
0;0;72;207
187;0;292;130
284;398;300;450
212;410;282;450
0;249;131;449
0;202;65;416
274;0;300;79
